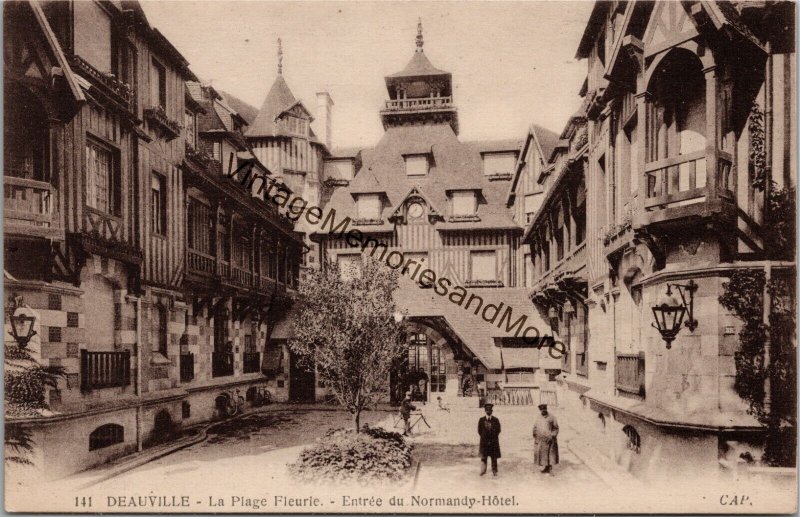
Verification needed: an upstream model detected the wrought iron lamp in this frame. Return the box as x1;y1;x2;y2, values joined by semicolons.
6;294;37;349
651;280;698;349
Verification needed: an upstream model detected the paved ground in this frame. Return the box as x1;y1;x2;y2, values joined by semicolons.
58;403;612;513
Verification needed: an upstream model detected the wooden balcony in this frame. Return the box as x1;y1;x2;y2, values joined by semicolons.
531;242;587;294
80;350;131;392
615;352;645;397
212;352;234;377
187;249;215;277
243;352;261;374
4;176;62;239
642;150;736;227
180;353;195;383
382;96;453;112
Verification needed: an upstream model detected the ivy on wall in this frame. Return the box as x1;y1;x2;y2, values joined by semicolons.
720;269;796;467
749;102;767;191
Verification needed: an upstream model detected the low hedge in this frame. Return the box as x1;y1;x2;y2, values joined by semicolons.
288;424;412;482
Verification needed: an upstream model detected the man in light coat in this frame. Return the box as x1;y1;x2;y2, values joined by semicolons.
532;403;559;474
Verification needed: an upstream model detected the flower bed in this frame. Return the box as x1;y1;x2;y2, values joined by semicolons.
288;424;412;483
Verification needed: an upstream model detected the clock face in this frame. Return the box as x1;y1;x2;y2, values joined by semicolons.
407;202;425;220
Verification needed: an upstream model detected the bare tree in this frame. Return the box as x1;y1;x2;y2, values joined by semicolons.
289;256;406;431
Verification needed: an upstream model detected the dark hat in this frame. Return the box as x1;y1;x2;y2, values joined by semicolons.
538;404;548;410
484;403;494;409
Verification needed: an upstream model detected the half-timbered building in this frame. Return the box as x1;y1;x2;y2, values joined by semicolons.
313;22;560;406
529;0;796;481
3;0;303;478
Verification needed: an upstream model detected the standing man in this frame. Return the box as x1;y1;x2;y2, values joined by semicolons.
532;404;559;474
477;403;501;476
400;391;416;436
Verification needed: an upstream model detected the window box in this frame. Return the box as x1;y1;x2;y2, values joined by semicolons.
352;218;384;226
447;214;481;223
486;172;513;181
144;106;181;140
464;279;504;288
69;55;135;113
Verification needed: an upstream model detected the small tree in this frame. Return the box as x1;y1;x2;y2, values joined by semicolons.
5;343;64;465
289;256;406;431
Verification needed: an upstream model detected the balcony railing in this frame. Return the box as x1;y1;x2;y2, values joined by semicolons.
615;352;645;397
532;241;587;292
81;350;131;391
4;176;59;236
645;150;707;209
212;352;234;377
243;352;261;374
231;265;253;287
180;353;195;383
484;387;535;406
187;249;215;276
383;96;453;111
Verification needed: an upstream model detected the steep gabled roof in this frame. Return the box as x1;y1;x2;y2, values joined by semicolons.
246;75;306;138
315;123;521;234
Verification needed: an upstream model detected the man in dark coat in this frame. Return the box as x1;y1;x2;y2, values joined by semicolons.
400;391;416;436
477;403;501;476
532;404;559;473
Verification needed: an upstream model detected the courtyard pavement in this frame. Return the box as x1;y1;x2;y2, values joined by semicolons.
21;400;776;513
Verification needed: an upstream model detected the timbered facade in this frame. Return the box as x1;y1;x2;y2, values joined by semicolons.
314;22;559;405
531;0;796;481
4;0;302;479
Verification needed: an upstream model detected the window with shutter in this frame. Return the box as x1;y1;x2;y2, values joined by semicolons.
357;194;381;220
470;251;497;282
452;191;476;216
404;155;429;176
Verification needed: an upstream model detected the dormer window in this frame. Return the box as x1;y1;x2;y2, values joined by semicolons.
404;154;429;176
285;115;308;137
357;194;382;220
482;152;517;177
452;191;476;217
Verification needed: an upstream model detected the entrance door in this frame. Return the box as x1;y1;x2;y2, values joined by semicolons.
408;332;429;402
288;351;315;402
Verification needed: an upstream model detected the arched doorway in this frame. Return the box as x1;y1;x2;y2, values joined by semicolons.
392;324;454;404
148;409;176;446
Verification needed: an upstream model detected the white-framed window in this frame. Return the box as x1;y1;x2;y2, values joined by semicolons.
150;58;167;108
404;154;429;176
185;110;196;148
451;191;477;216
482;152;517;176
151;172;166;235
357;194;381;220
86;139;116;214
470;250;497;282
337;254;362;281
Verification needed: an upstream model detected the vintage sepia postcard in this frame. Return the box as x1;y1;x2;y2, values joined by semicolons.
3;0;797;513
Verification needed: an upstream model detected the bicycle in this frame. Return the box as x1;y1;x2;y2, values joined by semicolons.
251;386;273;407
219;389;245;417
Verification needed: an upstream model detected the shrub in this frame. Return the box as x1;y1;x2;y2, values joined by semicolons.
289;425;412;483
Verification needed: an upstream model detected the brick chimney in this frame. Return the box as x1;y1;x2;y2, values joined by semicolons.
315;91;334;150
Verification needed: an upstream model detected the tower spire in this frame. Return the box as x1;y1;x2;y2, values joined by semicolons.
277;37;283;75
416;18;423;52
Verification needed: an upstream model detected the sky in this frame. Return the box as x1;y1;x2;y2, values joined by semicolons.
140;1;594;149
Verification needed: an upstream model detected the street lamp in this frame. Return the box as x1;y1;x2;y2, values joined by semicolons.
6;295;37;349
651;280;698;349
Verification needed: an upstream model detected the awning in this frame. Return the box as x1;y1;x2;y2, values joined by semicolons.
270;314;295;340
